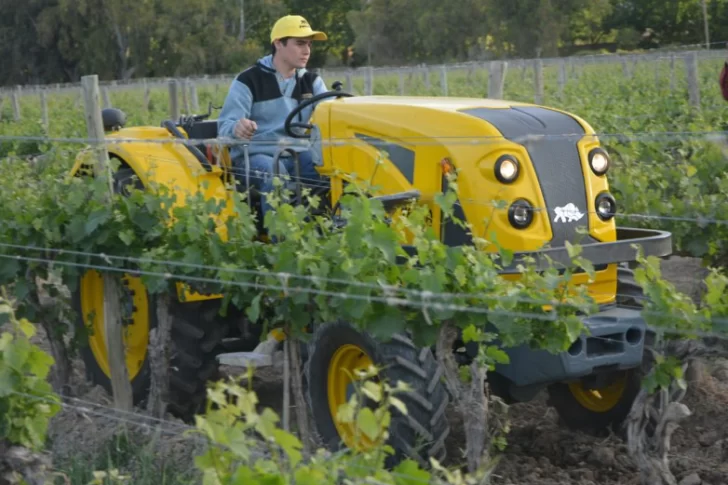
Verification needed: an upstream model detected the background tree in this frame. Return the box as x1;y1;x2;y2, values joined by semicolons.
0;0;725;86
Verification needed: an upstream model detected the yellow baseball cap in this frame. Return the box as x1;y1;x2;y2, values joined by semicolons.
270;15;328;42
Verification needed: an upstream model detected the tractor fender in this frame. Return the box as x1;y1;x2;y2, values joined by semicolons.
70;129;226;196
68;128;231;303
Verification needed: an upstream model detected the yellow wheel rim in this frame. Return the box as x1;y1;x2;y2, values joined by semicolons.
327;344;375;451
80;270;150;381
568;374;627;412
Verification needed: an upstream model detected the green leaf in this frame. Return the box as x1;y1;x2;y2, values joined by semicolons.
272;429;303;467
390;396;408;416
0;366;15;397
26;348;55;380
356;407;380;440
182;245;203;265
485;345;510;365
17;319;36;339
118;229;135;246
294;468;327;485
369;224;397;262
367;306;405;341
67;215;87;242
564;315;584;343
84;208;109;236
361;380;383;403
565;241;580;259
246;294;262;323
0;258;20;282
393;459;431;485
462;324;479;343
24;415;48;449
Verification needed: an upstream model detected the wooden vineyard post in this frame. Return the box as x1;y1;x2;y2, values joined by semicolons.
40;89;48;129
102;87;112;109
534;59;544;104
81;74;134;413
440;66;448;96
488;61;507;99
169;79;180;120
143;80;150;113
685;52;701;110
12;86;21;121
558;60;567;97
181;79;189;114
189;81;199;112
366;66;374;95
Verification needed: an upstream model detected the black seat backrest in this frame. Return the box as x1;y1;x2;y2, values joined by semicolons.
185;120;219;140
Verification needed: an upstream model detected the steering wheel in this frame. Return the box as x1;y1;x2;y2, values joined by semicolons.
161;120;213;172
284;84;354;138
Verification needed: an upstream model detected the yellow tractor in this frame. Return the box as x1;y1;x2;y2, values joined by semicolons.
69;84;672;466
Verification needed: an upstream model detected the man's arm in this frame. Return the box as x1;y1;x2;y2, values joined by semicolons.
218;79;253;138
312;75;328;96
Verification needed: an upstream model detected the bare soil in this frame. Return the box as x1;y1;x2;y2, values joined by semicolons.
40;256;728;484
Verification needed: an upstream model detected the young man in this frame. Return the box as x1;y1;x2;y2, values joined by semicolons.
218;15;329;217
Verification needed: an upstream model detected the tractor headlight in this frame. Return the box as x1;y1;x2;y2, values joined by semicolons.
495;155;520;183
508;199;534;229
588;148;610;176
595;192;616;221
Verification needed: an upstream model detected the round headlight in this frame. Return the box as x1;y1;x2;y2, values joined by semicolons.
495;155;520;183
508;199;534;229
588;148;610;176
595;192;616;221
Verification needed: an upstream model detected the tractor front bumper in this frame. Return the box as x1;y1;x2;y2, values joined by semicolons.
493;227;672;274
494;305;650;390
490;226;671;392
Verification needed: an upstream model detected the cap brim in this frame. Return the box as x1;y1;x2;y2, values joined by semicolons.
291;30;327;41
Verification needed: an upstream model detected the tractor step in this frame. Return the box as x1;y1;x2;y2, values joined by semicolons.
216;351;273;368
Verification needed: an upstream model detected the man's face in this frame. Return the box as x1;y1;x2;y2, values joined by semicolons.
276;37;313;69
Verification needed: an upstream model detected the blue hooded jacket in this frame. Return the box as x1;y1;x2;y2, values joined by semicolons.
217;54;328;163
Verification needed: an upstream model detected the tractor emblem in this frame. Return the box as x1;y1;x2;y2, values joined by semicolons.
553;203;584;223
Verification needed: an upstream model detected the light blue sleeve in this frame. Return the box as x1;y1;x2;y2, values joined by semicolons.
313;76;328;95
217;79;253;139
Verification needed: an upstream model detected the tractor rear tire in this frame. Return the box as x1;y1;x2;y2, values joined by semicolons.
546;265;649;435
304;321;450;468
73;163;228;422
165;299;229;419
74;280;229;421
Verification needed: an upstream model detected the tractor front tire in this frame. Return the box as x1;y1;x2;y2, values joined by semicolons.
546;265;650;435
305;321;450;467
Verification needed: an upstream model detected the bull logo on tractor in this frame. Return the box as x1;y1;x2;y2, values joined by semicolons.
553;203;584;223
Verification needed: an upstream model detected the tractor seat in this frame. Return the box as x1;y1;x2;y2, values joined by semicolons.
184;120;219;159
185;120;218;141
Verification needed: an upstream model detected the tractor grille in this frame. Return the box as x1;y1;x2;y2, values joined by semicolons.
461;107;597;247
